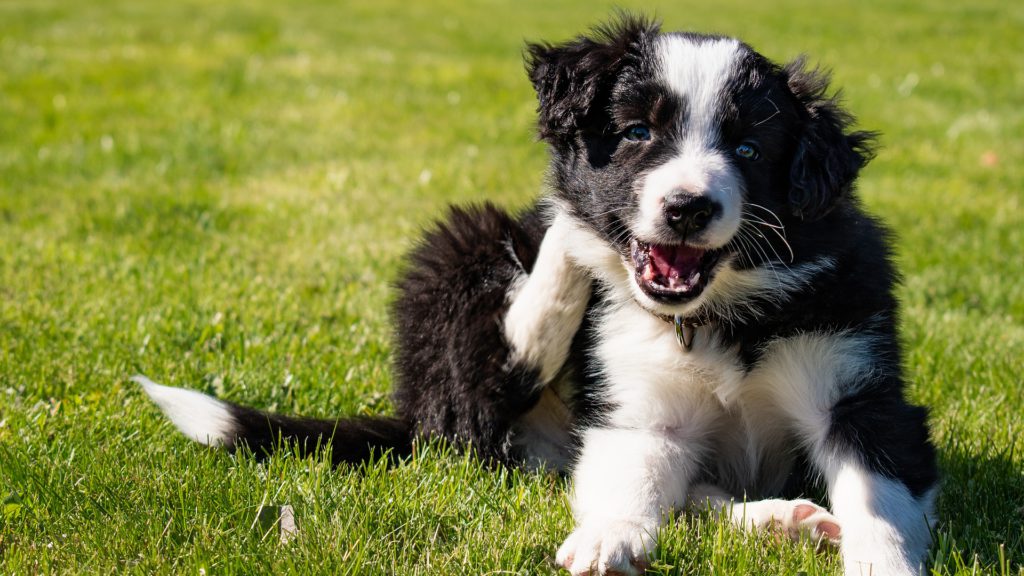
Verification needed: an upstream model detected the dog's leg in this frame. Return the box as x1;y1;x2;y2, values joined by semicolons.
687;484;841;545
759;333;938;576
817;392;937;576
504;212;592;384
556;427;704;576
815;378;937;576
822;460;937;576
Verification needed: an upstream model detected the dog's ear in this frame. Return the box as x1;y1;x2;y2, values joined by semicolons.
525;14;659;145
785;59;878;221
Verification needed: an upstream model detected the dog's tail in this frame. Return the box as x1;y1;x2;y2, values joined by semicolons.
134;375;413;465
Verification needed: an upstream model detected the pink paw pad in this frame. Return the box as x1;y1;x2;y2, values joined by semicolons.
793;503;841;544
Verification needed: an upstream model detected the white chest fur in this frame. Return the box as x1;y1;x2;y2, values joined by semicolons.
594;301;744;427
593;301;797;496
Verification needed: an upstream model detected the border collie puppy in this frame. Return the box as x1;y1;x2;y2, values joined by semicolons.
138;15;938;576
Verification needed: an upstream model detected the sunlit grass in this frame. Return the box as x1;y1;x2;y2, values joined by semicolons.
1;0;1021;573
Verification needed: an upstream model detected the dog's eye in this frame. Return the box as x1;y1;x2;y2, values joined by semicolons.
624;125;652;142
735;142;760;160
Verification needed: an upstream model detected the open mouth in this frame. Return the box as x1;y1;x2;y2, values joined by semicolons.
630;239;722;303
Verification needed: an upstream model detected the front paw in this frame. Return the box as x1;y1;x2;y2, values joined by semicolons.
555;520;656;576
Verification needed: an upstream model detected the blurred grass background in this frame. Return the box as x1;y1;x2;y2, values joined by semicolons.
1;0;1021;574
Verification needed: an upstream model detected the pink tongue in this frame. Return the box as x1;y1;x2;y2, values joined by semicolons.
649;244;703;279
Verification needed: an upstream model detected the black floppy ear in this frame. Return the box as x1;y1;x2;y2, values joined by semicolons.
786;59;878;221
525;14;659;145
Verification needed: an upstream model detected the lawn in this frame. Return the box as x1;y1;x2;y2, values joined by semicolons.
1;0;1021;574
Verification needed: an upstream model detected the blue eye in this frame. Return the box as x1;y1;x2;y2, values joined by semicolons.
735;142;760;160
624;125;652;142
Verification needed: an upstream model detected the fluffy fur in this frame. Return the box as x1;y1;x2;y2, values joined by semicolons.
140;15;938;576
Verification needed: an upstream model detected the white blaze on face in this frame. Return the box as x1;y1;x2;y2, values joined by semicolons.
635;36;744;248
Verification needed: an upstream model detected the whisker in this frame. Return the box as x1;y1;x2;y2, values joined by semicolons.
738;226;774;273
606;226;634;248
585;204;633;219
735;226;760;265
742;203;795;264
738;223;785;284
743;217;794;264
764;225;795;263
748;225;792;272
742;212;787;231
741;228;778;286
736;232;758;269
744;221;787;266
745;203;786;228
752;95;782;128
729;233;753;266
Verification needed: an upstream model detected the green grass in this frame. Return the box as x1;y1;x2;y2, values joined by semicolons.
1;0;1022;573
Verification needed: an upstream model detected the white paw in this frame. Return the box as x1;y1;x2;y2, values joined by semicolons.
732;498;841;545
555;520;656;576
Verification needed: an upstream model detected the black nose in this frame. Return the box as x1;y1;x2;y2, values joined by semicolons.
664;192;720;236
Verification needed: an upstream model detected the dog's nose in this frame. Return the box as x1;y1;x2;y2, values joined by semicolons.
664;192;720;236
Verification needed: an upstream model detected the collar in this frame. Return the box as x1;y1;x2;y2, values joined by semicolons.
652;312;705;352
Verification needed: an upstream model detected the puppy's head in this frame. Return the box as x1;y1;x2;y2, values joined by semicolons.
527;15;875;317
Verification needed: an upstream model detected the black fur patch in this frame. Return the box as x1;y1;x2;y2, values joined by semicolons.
526;14;660;146
785;59;878;221
391;203;548;464
828;382;938;498
225;406;413;465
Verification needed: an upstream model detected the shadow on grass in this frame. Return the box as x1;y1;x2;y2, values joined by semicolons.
932;435;1023;572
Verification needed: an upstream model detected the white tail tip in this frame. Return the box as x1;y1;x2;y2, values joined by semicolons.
134;375;236;447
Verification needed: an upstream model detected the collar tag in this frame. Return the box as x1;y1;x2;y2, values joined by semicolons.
674;315;696;351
